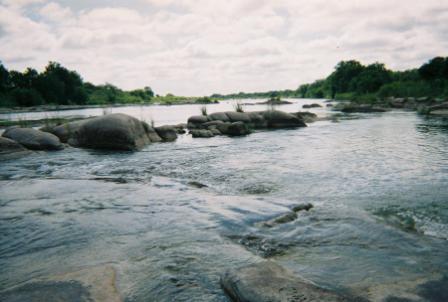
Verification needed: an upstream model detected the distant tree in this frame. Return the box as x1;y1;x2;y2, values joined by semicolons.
350;63;392;93
330;60;365;96
0;63;9;92
419;57;448;81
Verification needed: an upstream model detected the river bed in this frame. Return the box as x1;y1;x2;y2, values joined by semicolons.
1;99;447;301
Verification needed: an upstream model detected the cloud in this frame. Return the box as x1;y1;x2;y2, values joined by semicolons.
0;0;447;95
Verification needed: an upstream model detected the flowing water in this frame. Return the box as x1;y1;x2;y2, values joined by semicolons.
1;99;448;301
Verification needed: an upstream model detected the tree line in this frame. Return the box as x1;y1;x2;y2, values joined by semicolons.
0;61;154;107
213;56;448;101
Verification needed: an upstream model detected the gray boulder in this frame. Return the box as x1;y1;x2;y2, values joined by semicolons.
69;113;157;150
221;261;358;302
303;103;322;108
262;110;307;128
47;119;87;143
2;127;64;151
225;111;252;123
155;125;178;142
225;121;251;136
339;104;387;113
190;129;215;138
216;122;231;134
247;112;267;128
187;115;209;129
0;137;31;160
208;112;230;122
294;111;317;123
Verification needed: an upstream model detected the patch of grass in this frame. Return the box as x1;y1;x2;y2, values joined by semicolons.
234;102;244;112
201;106;208;116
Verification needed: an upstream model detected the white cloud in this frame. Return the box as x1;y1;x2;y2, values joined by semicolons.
0;0;447;95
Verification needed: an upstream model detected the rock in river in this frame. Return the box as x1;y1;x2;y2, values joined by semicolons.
0;136;31;160
2;127;64;151
263;110;307;128
225;121;251;136
155;125;178;142
69;113;161;151
221;261;360;302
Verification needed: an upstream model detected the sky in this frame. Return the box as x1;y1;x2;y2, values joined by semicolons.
0;0;447;96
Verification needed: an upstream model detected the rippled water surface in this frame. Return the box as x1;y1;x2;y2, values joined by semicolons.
1;100;448;301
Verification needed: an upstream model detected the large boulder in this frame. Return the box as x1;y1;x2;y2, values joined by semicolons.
47;119;87;143
69;113;158;151
187;115;209;129
303;103;322;108
428;102;448;115
155;125;178;142
294;111;318;123
208;112;230;122
225;111;252;123
0;137;31;160
262;110;307;128
2;127;64;150
221;261;359;302
225;121;251;136
190;129;215;138
247;112;267;128
339;104;387;113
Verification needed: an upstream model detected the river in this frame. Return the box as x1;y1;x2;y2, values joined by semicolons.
1;99;447;301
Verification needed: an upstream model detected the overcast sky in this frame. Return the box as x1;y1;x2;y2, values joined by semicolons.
0;0;447;96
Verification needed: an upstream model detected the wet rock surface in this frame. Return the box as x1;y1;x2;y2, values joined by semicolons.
155;125;178;142
68;113;160;150
0;265;121;302
186;110;307;138
2;127;64;151
1;281;93;302
0;137;31;160
221;261;362;302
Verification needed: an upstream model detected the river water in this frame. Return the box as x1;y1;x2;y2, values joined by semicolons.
1;99;447;301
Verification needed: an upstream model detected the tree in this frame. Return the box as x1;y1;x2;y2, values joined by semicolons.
0;63;9;92
419;57;448;81
350;63;392;93
330;60;365;95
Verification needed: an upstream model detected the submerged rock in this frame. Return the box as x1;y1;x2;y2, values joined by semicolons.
338;104;388;113
263;211;298;228
0;265;121;302
190;129;215;138
69;113;160;150
2;127;64;151
292;203;314;212
155;125;178;142
221;261;359;302
303;103;322;108
0;136;31;160
293;111;318;123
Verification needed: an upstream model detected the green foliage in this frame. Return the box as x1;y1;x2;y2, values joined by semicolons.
419;57;448;81
0;62;155;107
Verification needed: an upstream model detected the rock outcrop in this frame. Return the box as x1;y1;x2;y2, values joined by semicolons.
2;127;64;150
68;113;161;150
155;125;178;142
221;261;360;302
302;103;322;108
0;137;31;160
187;110;307;138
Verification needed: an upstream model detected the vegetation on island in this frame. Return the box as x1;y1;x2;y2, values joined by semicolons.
0;61;218;108
212;56;448;102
